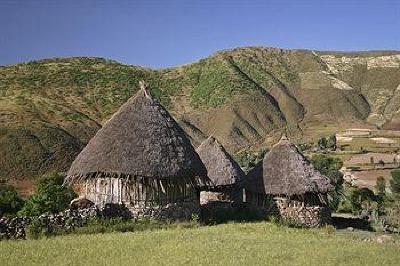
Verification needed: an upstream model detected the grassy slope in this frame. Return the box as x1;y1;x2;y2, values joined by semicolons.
1;222;399;266
1;47;400;181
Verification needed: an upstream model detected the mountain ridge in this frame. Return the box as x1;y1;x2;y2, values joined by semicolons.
1;46;400;180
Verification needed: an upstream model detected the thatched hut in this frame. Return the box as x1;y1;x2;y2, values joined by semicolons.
64;82;208;220
245;136;334;227
195;136;245;205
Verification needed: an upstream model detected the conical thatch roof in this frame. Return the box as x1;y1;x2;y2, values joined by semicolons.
65;82;208;185
246;136;333;196
196;136;245;187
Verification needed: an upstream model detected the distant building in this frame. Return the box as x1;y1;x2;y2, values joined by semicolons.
246;136;334;227
196;136;245;205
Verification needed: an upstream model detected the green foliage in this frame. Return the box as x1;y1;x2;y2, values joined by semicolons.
70;218;197;236
234;148;268;172
201;204;266;225
0;184;24;216
26;217;49;239
310;155;344;210
317;135;337;150
375;176;386;198
349;188;378;214
390;169;400;194
298;143;312;152
383;198;400;228
18;172;77;216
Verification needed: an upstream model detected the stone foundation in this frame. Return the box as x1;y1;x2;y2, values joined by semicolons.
276;198;331;227
127;201;199;221
200;188;243;205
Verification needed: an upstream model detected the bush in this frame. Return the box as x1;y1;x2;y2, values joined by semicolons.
18;172;77;216
26;217;48;239
375;176;386;198
348;188;378;215
310;155;343;210
317;135;336;150
383;198;400;228
0;184;24;216
390;169;400;194
235;148;268;173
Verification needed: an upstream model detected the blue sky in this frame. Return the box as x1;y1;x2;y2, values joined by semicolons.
0;0;399;68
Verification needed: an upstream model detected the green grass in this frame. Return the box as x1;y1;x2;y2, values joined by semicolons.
1;222;399;266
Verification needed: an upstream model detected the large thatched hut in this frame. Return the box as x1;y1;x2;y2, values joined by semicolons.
64;82;208;220
245;136;334;227
195;136;245;205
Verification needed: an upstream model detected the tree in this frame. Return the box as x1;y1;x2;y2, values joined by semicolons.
375;176;386;198
390;169;400;194
0;184;24;216
18;172;77;216
348;188;377;215
235;148;268;173
317;135;336;151
310;155;344;210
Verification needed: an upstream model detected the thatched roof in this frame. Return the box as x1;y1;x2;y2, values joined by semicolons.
246;136;333;196
65;82;208;185
196;136;245;188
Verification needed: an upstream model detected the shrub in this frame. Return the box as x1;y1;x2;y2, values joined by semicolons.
235;148;268;173
317;135;336;150
375;176;386;198
383;198;400;228
26;217;47;239
0;184;24;216
18;172;77;216
390;169;400;194
310;155;343;210
348;188;378;215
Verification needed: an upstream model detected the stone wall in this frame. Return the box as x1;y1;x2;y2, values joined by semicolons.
0;207;99;240
200;188;243;205
276;198;331;227
0;200;200;240
128;201;199;221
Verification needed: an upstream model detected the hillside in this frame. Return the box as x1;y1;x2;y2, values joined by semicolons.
1;47;400;181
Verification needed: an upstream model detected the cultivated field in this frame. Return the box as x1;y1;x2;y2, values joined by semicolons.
1;222;399;266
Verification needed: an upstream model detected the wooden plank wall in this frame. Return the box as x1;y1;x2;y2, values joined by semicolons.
83;178;196;207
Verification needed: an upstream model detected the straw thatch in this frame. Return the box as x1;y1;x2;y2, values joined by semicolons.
196;136;245;187
246;136;333;196
65;82;208;185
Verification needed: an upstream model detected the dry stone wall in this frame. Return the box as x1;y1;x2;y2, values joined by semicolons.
0;207;99;240
128;201;199;221
276;198;331;227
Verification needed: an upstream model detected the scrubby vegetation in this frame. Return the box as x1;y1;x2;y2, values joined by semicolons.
0;184;24;216
234;148;268;172
309;154;344;210
18;172;76;216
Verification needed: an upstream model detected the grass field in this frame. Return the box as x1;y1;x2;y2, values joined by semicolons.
1;222;399;266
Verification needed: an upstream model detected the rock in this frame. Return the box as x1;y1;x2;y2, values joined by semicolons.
70;197;94;209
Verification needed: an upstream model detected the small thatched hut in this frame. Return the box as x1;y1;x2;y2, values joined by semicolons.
245;136;334;227
196;136;245;205
64;82;208;220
